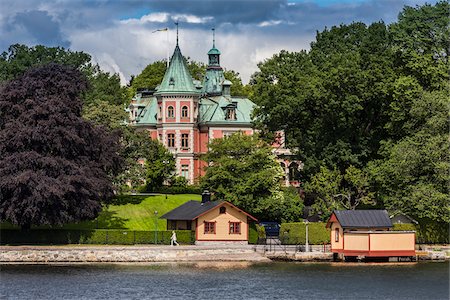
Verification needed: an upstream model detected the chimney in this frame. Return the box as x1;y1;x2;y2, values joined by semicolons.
201;190;211;204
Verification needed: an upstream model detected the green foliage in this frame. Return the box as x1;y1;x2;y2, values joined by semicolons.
0;229;194;245
393;221;449;244
368;90;449;223
83;65;128;106
0;44;92;82
248;223;258;244
154;185;202;195
304;166;375;219
82;100;128;130
201;132;303;222
389;1;449;90
0;44;128;107
145;142;176;191
279;222;330;245
128;60;167;95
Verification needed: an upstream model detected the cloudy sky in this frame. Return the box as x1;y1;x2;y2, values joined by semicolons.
0;0;437;84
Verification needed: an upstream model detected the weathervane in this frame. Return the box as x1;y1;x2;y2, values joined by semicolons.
212;27;215;48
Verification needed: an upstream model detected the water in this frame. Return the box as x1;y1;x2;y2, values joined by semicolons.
1;262;448;300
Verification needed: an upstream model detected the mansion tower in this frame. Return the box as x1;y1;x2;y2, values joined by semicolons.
129;32;300;185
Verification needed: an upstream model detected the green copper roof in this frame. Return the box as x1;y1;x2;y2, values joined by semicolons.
155;45;198;95
199;96;255;124
132;94;158;125
208;47;221;55
202;68;225;95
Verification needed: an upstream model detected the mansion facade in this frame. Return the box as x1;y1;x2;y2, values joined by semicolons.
129;35;300;185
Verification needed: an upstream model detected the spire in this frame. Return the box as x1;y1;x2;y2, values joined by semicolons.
203;28;225;96
175;21;179;46
207;28;221;66
155;38;198;95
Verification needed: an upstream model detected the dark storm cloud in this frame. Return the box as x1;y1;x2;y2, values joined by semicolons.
4;10;70;48
145;0;285;24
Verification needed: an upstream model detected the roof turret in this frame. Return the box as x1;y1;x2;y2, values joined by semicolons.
155;24;198;95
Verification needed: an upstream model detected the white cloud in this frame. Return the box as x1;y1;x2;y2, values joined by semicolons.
258;20;283;27
120;12;213;26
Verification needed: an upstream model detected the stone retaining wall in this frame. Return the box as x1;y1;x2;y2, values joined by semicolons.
0;246;269;263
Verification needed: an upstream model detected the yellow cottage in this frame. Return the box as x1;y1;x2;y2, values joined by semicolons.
161;194;258;245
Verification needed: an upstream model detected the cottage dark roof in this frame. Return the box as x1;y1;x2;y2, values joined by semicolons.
331;210;393;229
160;200;224;220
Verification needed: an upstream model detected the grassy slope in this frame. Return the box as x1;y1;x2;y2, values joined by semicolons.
2;194;201;231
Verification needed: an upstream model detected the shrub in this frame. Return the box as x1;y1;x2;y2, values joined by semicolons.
154;185;202;195
280;222;330;244
393;221;449;244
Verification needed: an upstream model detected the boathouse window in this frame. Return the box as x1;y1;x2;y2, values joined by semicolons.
229;222;241;234
181;106;189;118
167;106;174;118
219;207;226;214
204;222;215;234
181;134;189;148
167;133;175;148
335;228;339;242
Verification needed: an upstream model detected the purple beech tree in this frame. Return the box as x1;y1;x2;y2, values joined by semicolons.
0;64;122;229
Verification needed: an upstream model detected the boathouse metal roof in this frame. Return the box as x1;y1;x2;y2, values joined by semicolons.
330;210;393;229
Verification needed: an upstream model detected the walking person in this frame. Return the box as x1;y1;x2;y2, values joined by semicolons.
170;230;179;246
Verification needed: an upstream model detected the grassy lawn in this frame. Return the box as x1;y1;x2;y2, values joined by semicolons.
1;194;201;231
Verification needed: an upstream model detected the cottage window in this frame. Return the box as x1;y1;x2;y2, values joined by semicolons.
181;134;189;148
204;222;215;234
167;133;175;148
229;222;241;234
335;228;339;242
219;207;226;214
167;106;174;118
181;106;189;118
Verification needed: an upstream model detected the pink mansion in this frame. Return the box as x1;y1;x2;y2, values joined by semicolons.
128;36;301;185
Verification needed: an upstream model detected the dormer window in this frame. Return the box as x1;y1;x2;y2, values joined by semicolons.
226;107;236;120
169;77;175;86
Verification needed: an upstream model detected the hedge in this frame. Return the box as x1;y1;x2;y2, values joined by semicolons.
279;221;449;245
393;222;449;244
152;185;202;195
248;223;266;244
0;229;195;245
280;222;330;245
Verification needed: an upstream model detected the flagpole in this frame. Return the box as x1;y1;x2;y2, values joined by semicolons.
152;28;170;68
166;28;169;68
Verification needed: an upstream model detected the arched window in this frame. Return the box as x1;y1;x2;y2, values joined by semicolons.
167;106;174;118
219;207;226;214
181;106;189;118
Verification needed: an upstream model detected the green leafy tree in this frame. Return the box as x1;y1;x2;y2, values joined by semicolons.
252;22;395;177
389;1;449;90
0;44;92;82
304;166;375;220
145;141;175;191
0;44;128;106
368;90;449;222
201;132;303;222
